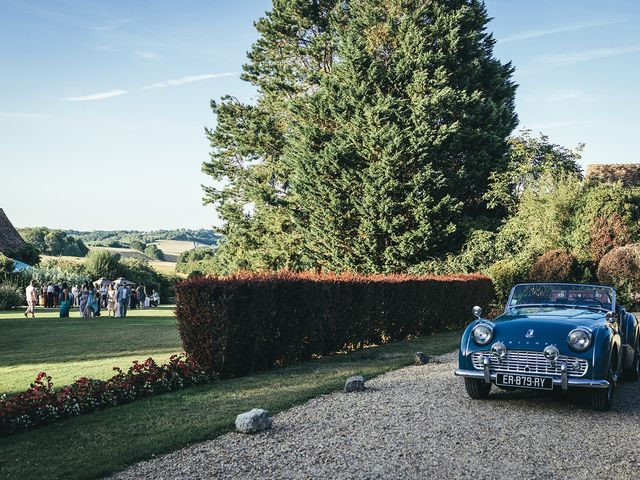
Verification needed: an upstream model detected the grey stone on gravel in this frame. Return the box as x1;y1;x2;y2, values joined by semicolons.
235;409;272;434
109;351;640;480
415;352;430;365
343;375;365;393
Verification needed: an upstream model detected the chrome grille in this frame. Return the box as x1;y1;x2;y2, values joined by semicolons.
471;350;588;377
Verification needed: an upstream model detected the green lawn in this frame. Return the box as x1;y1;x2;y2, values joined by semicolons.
0;306;460;480
0;306;181;395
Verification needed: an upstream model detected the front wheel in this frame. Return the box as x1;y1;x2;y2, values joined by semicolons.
591;368;615;411
464;378;491;399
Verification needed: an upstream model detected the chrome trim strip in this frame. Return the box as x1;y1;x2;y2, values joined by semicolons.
455;369;609;389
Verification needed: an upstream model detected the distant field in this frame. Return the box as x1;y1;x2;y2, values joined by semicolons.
154;239;211;261
88;242;205;275
42;241;206;276
90;246;150;260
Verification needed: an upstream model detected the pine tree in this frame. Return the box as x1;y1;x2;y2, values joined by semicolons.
203;0;517;274
202;0;338;273
285;0;517;273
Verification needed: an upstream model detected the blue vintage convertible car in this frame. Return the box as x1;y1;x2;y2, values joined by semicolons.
455;283;640;410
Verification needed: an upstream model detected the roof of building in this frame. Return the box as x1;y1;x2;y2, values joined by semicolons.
0;208;27;256
586;164;640;187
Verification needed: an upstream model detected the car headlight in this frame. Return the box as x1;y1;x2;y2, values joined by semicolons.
472;323;494;345
568;328;592;352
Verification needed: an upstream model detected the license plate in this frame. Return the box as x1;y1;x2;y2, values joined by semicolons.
496;373;553;390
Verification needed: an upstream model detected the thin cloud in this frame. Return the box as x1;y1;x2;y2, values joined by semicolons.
535;46;640;67
141;72;238;90
135;50;161;60
545;89;601;103
500;19;624;43
63;89;128;102
94;45;116;52
93;18;130;32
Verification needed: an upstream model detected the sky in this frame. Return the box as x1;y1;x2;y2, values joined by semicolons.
1;0;639;231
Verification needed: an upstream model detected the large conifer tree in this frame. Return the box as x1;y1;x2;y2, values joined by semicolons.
203;0;338;273
203;0;517;274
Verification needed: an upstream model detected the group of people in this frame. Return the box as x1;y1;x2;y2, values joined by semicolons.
24;280;160;318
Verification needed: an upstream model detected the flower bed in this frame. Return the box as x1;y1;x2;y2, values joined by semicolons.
0;355;215;436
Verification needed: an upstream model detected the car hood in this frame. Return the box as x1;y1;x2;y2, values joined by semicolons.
492;308;606;341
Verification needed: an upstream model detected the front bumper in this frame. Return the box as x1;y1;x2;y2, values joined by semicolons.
455;368;610;389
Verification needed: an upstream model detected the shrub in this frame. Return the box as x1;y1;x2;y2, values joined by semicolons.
0;283;22;310
589;214;632;264
175;272;494;378
529;249;580;283
84;250;121;279
597;244;640;307
30;266;87;288
176;247;217;275
486;258;531;304
0;254;14;274
0;355;213;436
129;239;146;252
144;244;165;261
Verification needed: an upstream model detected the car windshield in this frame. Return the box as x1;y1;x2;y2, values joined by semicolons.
508;283;614;312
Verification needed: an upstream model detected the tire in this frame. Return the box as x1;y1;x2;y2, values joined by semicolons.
591;367;615;411
464;378;491;399
623;342;640;381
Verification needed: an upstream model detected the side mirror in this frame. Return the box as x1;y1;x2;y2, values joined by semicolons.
472;306;482;319
605;311;619;323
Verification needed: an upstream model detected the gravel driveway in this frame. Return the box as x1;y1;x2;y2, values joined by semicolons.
111;352;640;479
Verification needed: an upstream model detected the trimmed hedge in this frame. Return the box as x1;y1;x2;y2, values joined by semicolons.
176;272;494;378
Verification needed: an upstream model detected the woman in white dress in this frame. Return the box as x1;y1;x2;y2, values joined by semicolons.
107;284;117;317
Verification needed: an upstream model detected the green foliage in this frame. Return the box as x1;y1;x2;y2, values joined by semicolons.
129;239;146;252
485;130;583;214
9;243;40;266
18;227;87;257
68;229;220;246
84;250;122;279
486;258;531;304
203;0;517;274
568;182;640;262
29;266;87;287
491;172;583;264
0;254;14;275
0;283;22;310
143;244;165;261
410;230;501;276
175;247;216;275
